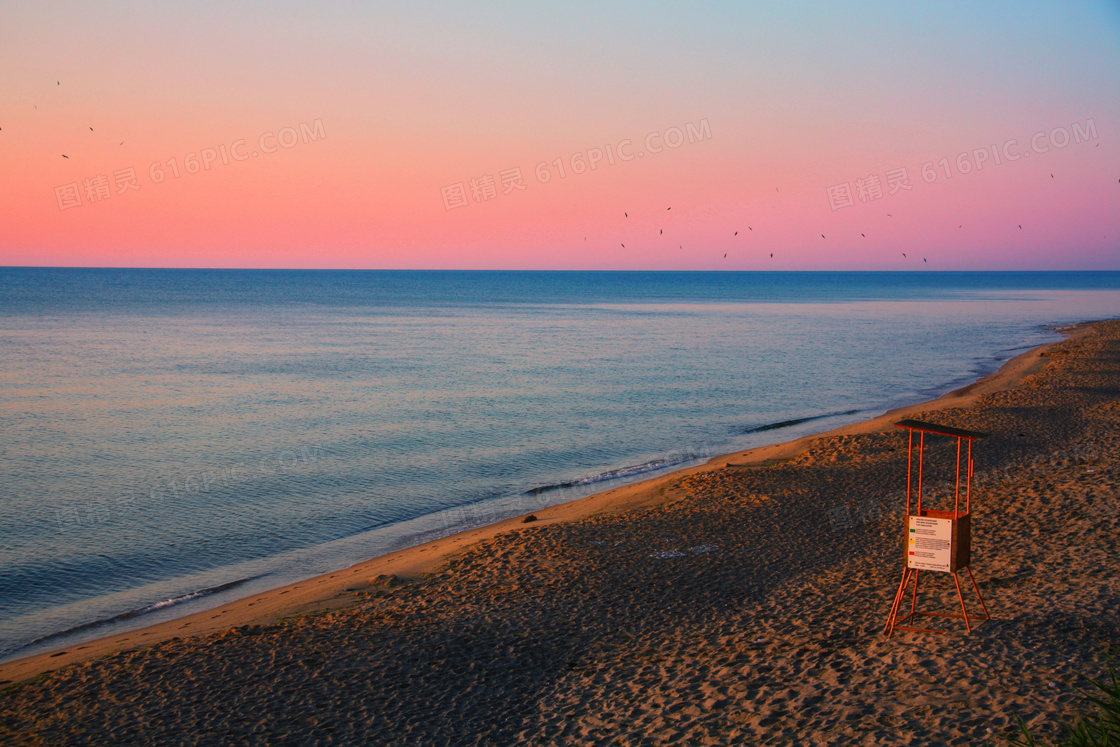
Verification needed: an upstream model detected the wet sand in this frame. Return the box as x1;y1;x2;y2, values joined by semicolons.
1;319;1117;745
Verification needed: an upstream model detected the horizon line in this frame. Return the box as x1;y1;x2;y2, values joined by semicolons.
4;266;1120;274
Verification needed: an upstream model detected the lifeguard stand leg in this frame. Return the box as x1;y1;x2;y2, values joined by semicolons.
884;570;911;636
909;570;921;621
885;568;919;637
952;572;972;633
966;567;990;621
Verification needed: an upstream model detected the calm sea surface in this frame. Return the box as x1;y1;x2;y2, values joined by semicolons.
2;269;1119;660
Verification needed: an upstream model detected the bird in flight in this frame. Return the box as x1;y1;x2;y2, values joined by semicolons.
821;234;825;238
887;213;892;217
861;233;865;237
770;253;773;258
667;207;671;211
902;253;907;257
923;258;927;263
89;127;93;131
734;231;738;236
1019;225;1022;229
624;212;628;218
749;227;752;231
723;253;727;258
61;154;68;158
621;243;625;248
660;229;663;235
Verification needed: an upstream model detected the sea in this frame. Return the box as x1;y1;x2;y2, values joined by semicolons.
2;268;1119;662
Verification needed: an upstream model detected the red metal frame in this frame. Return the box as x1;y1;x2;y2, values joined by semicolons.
884;419;990;637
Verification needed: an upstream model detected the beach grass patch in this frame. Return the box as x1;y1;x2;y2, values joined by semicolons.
1007;667;1120;746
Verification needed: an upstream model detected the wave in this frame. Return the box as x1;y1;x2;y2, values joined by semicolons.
523;452;708;496
741;409;862;434
19;576;261;652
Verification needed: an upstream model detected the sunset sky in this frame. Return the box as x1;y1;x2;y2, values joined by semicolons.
1;1;1117;270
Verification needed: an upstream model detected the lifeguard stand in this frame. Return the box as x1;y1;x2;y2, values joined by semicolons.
884;419;991;637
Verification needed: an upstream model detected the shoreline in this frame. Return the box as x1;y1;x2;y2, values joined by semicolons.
0;319;1096;685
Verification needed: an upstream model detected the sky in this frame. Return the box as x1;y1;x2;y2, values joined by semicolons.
1;1;1117;270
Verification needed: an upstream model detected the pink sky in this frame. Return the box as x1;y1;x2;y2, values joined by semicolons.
1;2;1118;270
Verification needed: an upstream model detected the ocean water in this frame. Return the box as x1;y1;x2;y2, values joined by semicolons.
2;269;1119;661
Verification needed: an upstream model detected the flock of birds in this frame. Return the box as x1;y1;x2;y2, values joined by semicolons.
7;81;126;160
601;167;1105;263
616;206;936;262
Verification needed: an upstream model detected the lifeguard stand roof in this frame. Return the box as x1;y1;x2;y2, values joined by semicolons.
894;419;988;440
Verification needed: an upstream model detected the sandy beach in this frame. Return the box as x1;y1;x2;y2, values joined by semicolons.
1;318;1117;745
